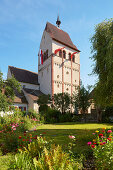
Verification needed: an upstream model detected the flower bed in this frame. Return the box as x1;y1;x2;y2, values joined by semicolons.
88;128;113;169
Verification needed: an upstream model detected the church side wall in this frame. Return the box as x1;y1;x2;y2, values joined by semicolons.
38;31;52;95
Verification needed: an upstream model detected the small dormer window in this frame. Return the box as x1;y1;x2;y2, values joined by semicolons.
57;75;59;78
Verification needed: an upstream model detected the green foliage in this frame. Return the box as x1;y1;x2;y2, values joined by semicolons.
33;145;81;170
59;112;73;122
42;107;61;123
19;137;48;158
39;104;49;113
10;137;49;169
0;71;21;111
72;83;90;115
54;93;71;114
90;19;113;107
37;94;51;106
27;109;40;119
102;106;113;122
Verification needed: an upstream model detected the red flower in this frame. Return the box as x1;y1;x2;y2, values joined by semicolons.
107;138;111;141
100;143;104;145
42;132;46;134
19;136;22;139
91;145;95;148
24;133;26;136
22;139;25;141
93;143;97;145
99;134;103;137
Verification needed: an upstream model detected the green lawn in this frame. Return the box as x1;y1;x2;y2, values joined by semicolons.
32;122;113;155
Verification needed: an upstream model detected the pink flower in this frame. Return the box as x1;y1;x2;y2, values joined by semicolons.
107;130;112;133
87;142;92;145
29;139;32;142
92;133;95;135
69;135;75;139
13;128;16;131
103;142;106;145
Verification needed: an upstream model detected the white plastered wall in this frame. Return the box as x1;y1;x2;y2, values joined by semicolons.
21;82;39;90
52;40;80;95
38;30;52;95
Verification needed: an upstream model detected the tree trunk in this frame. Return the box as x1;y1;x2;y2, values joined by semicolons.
97;107;102;122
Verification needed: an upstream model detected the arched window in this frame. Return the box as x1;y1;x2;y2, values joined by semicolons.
68;53;71;61
72;55;75;62
63;50;66;59
59;50;62;57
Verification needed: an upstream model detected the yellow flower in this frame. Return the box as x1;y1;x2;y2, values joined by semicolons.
93;139;96;142
102;127;106;130
95;130;99;133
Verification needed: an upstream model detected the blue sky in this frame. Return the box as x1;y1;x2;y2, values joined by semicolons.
0;0;113;87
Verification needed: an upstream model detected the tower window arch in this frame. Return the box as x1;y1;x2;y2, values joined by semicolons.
68;53;71;61
59;50;62;58
63;50;66;59
72;55;75;62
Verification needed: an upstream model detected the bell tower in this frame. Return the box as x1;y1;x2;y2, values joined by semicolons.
38;20;80;98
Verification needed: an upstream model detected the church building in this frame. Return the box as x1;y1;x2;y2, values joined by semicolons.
7;17;80;112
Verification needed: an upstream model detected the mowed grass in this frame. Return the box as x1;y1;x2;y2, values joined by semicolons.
31;123;113;155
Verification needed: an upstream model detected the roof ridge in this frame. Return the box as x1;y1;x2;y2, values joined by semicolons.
9;66;38;75
46;22;70;35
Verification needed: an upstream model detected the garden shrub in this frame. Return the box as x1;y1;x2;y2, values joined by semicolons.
33;145;81;170
88;128;113;169
40;107;61;123
27;109;40;119
11;137;83;170
10;137;49;169
102;106;113;123
59;112;73;123
39;104;49;113
0;110;41;154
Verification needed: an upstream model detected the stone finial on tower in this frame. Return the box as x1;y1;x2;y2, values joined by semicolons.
56;15;61;28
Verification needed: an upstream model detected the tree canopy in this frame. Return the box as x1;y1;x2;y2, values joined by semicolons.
72;84;90;114
91;19;113;107
0;72;21;111
53;93;71;114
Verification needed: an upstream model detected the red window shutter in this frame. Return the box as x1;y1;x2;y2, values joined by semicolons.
24;107;26;111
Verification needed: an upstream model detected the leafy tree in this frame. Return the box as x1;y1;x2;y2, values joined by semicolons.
72;84;90;121
90;19;113;107
53;93;71;114
0;71;21;111
37;94;51;112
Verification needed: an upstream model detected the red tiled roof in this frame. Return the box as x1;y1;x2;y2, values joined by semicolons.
9;66;39;85
45;22;80;52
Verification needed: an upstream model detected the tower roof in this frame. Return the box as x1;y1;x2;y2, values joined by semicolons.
45;22;80;52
